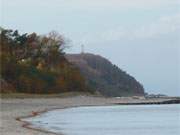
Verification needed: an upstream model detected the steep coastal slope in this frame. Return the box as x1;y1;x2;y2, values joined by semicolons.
66;53;145;97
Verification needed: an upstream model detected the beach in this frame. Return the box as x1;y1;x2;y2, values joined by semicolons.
1;94;179;135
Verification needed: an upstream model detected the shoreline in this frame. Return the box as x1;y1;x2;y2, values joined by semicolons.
1;95;180;135
17;104;113;135
16;107;64;135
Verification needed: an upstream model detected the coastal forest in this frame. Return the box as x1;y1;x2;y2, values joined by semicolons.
0;28;144;96
66;54;144;96
0;28;88;93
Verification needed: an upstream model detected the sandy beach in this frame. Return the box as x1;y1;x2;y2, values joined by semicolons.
1;95;178;135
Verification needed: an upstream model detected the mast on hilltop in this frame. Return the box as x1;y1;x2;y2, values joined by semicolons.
81;44;84;54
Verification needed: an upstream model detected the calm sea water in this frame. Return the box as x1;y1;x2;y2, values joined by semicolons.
25;104;180;135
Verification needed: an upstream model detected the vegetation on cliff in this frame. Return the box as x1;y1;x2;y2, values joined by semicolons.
66;53;145;97
1;28;145;96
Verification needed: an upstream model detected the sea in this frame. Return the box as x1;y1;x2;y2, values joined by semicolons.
24;104;180;135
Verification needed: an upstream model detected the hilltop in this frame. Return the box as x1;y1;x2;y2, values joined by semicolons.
66;53;145;97
1;28;144;97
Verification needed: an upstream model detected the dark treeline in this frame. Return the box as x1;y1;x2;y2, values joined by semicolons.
0;28;89;93
66;53;145;97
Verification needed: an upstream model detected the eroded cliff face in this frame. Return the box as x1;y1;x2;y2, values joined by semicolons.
66;53;145;97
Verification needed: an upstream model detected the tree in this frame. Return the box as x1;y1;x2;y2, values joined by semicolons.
0;28;89;94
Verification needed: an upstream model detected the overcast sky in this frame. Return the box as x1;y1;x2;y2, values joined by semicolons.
1;0;180;96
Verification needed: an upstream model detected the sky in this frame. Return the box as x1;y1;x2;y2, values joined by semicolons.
1;0;180;96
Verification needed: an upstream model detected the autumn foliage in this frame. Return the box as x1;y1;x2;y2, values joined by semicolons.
0;28;88;93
